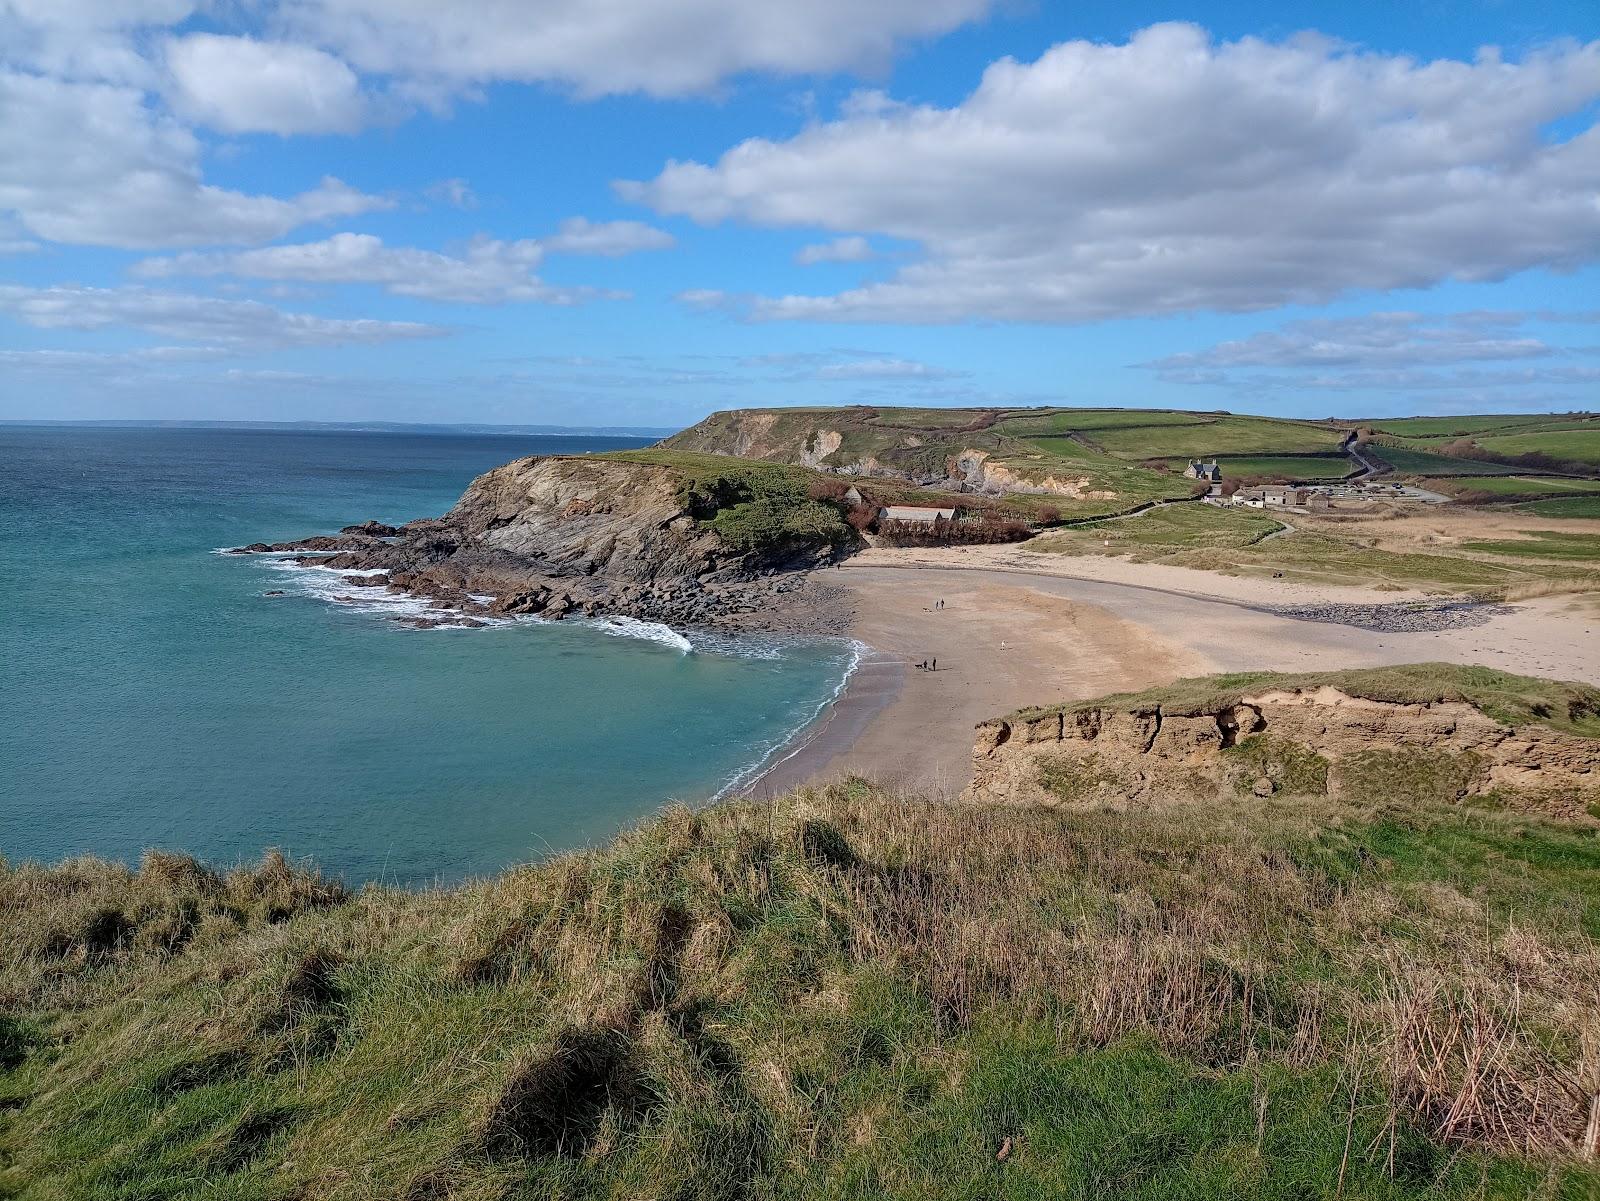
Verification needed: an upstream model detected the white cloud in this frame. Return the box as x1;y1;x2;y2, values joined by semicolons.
164;33;368;135
274;0;998;98
0;0;198;84
540;217;675;257
0;69;388;247
625;24;1600;323
136;221;674;303
795;235;876;265
0;284;447;346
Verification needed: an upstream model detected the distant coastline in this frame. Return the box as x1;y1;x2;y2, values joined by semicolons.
0;418;677;438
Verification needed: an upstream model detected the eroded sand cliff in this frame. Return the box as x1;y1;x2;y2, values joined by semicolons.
969;677;1600;821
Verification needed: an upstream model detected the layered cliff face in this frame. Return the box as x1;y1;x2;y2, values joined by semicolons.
661;407;1110;498
232;455;856;629
969;668;1600;821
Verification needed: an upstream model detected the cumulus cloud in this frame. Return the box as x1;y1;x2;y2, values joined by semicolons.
274;0;998;98
624;24;1600;323
0;0;197;84
135;221;674;303
0;68;387;247
164;33;369;135
0;1;996;253
795;235;876;265
0;284;447;347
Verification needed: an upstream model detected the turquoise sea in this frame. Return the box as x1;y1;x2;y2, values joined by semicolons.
0;426;856;884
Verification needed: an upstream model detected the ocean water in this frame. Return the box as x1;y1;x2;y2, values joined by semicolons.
0;426;856;884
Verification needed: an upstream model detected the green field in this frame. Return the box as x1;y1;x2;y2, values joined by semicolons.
1474;428;1600;467
1088;416;1343;459
1523;496;1600;519
1032;507;1600;595
1438;475;1600;500
995;409;1214;435
1461;474;1600;494
1369;446;1520;476
1462;530;1600;561
1361;414;1576;438
1057;503;1283;553
1162;455;1350;480
662;407;1598;522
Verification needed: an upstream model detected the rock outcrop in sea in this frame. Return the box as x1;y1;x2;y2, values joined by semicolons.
229;455;856;633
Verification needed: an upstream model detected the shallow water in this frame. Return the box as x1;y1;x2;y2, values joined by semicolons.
0;426;855;884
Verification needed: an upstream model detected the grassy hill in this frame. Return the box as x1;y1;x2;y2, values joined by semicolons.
4;668;1600;1199
659;407;1600;519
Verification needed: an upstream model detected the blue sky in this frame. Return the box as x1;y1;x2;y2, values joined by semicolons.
1;1;1597;430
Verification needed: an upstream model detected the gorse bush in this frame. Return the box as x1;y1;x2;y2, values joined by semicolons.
2;781;1599;1199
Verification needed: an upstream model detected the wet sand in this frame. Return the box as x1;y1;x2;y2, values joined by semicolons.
749;553;1600;797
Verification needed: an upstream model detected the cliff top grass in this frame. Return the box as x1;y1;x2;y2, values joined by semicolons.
1004;662;1600;739
664;407;1600;498
5;770;1600;1200
1027;506;1600;597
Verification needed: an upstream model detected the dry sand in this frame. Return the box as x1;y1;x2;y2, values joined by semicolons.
751;550;1600;798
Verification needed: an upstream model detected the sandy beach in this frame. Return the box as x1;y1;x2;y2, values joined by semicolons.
752;550;1600;797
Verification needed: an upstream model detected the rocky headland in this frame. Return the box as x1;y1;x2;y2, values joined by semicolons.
229;453;858;634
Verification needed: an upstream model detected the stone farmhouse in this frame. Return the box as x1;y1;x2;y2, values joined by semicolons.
1232;485;1332;512
1184;459;1222;482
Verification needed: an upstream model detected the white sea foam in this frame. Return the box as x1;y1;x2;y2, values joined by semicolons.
250;557;513;629
585;615;695;654
711;638;866;801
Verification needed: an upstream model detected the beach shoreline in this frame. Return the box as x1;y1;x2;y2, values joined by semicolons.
734;550;1600;798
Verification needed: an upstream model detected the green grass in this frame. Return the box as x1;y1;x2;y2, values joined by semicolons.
1163;455;1351;480
6;759;1600;1199
598;449;856;553
1360;415;1581;438
1462;530;1600;562
1367;446;1520;476
1523;496;1600;519
1030;511;1600;596
1475;428;1600;467
1087;417;1344;459
1437;475;1600;499
1052;503;1283;554
993;409;1216;435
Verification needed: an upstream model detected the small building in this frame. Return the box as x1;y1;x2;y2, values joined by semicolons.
1185;459;1222;482
842;485;865;505
876;504;959;525
1234;485;1312;509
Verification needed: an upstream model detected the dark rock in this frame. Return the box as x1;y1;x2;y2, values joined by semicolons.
339;520;399;537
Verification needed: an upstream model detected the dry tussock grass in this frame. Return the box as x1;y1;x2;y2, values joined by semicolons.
3;783;1599;1191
